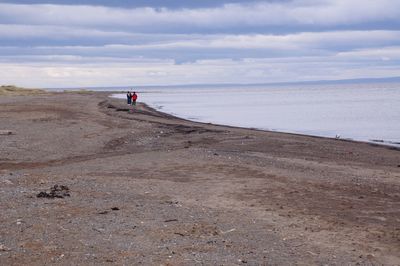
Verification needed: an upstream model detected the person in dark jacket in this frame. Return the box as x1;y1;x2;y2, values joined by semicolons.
126;91;131;104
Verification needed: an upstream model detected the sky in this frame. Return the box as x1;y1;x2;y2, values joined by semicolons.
1;0;400;88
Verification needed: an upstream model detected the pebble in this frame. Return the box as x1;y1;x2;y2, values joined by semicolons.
0;244;11;251
2;179;13;185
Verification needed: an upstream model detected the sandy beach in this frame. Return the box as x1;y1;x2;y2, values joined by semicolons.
0;91;399;265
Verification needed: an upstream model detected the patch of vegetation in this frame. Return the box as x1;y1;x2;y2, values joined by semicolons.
0;85;45;96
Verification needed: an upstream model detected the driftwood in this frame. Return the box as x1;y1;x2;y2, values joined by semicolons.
0;130;13;135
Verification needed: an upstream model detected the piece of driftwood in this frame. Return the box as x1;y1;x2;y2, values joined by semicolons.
0;130;13;135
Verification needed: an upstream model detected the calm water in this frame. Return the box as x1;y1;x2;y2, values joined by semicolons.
113;82;400;146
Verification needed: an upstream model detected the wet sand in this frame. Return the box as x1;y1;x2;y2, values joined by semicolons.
0;91;399;265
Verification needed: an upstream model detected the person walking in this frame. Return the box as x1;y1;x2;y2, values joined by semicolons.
131;92;138;106
126;91;131;105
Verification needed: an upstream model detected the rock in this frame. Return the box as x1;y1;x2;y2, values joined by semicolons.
37;185;70;199
0;244;11;251
164;200;179;205
2;179;13;185
164;219;178;223
111;207;119;211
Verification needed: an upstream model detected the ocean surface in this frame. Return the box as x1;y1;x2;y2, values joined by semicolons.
111;82;400;146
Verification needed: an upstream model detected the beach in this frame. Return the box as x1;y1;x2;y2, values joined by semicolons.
1;91;399;265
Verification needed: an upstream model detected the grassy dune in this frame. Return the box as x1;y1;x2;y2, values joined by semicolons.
0;85;46;96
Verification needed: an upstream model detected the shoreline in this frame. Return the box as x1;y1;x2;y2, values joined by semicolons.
147;104;400;151
0;91;399;265
110;92;400;150
131;97;400;152
150;105;400;151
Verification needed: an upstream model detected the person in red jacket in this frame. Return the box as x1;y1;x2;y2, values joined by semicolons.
131;92;138;106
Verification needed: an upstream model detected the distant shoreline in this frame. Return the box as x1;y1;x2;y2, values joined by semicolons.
110;91;400;150
2;85;399;149
19;75;400;91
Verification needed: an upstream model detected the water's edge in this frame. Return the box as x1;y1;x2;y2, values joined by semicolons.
111;93;400;149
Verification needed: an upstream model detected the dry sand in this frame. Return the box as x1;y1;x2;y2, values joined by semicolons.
0;91;399;265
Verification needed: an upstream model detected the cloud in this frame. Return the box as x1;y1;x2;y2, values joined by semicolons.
0;0;399;32
0;0;253;9
1;30;399;60
337;46;400;61
1;0;399;87
1;49;399;88
0;24;134;39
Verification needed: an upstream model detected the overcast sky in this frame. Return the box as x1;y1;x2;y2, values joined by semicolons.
1;0;400;88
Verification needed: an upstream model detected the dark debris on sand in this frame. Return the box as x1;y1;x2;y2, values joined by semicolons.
36;185;70;199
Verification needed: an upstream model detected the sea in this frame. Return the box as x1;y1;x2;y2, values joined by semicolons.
108;81;400;147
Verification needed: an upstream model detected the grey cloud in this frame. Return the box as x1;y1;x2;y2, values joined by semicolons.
1;0;399;87
0;0;267;9
1;30;399;60
0;1;399;33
